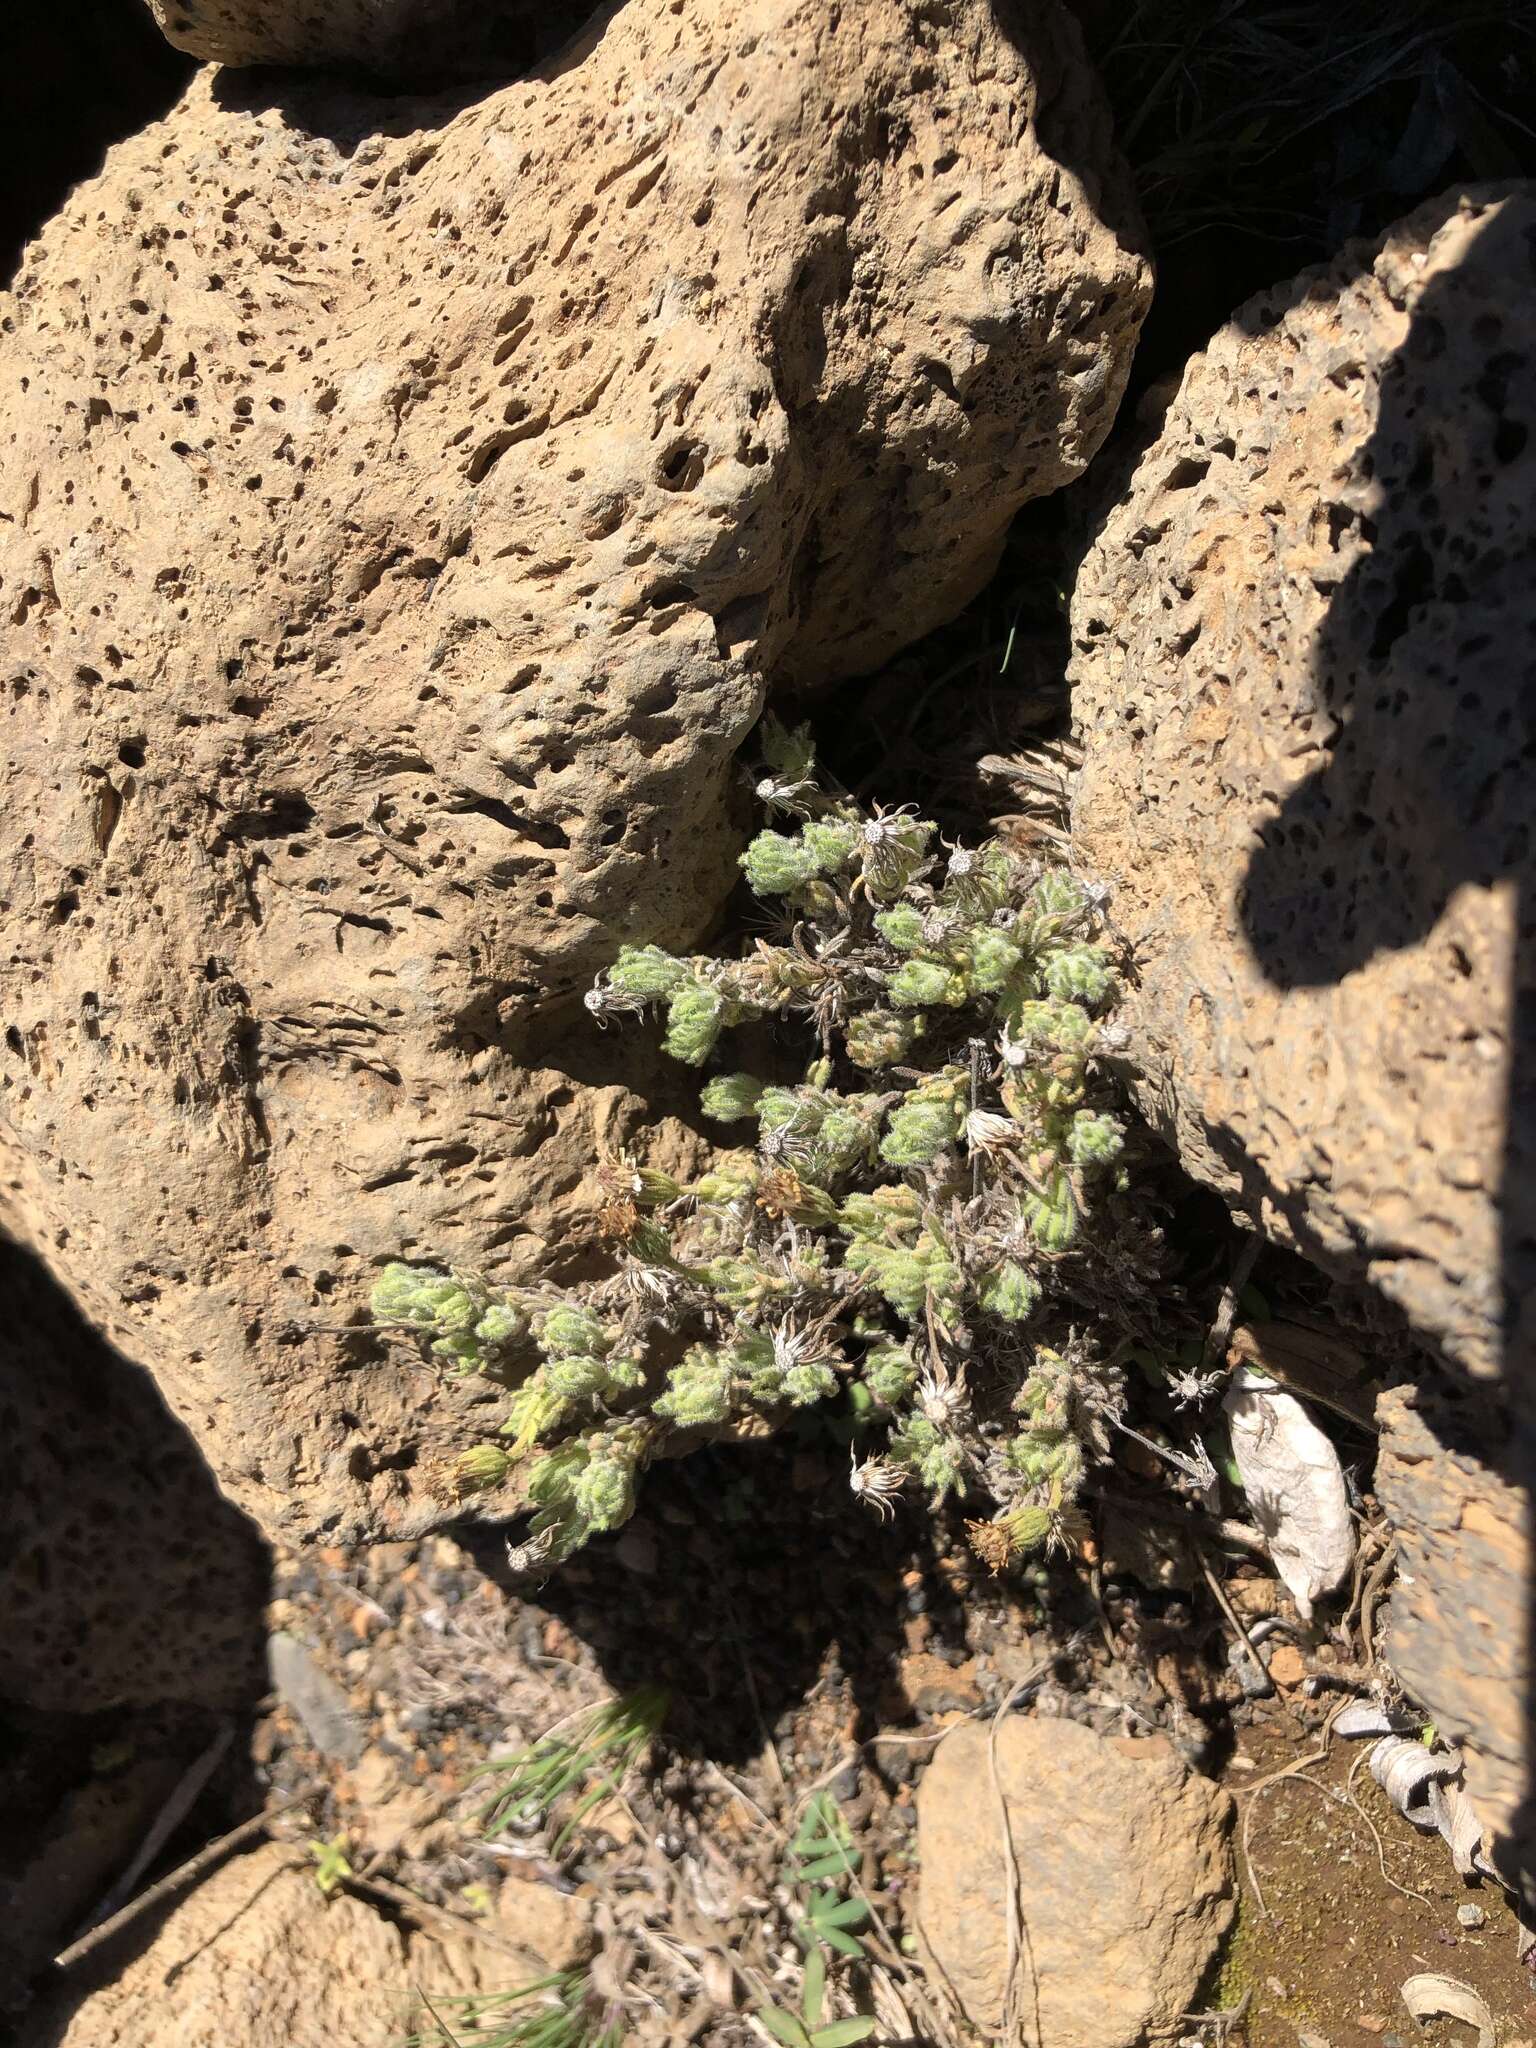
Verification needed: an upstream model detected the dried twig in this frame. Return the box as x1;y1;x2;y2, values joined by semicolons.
704;1761;778;1836
1196;1545;1273;1696
1181;1985;1253;2040
1089;1485;1269;1557
1203;1230;1261;1368
72;1725;234;1939
1236;1749;1331;1919
53;1796;309;1972
987;1679;1042;2048
1343;1745;1431;1907
1359;1533;1399;1671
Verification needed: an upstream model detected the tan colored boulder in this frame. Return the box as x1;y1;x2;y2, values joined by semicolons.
915;1716;1234;2043
33;1844;496;2048
1070;189;1536;1885
0;0;1149;1545
1375;1384;1530;1893
1070;186;1534;1383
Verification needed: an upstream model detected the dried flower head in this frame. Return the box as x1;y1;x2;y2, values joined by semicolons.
849;1451;906;1520
598;1194;643;1244
916;1364;969;1429
1166;1364;1225;1409
964;1109;1019;1156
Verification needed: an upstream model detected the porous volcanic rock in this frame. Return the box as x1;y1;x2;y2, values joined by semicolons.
916;1716;1234;2043
0;0;1149;1542
1070;186;1536;1383
1375;1383;1531;1895
34;1843;496;2048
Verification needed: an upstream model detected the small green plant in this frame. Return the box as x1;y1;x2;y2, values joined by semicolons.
756;1963;874;2048
308;1834;354;1897
474;1687;669;1850
757;1795;875;2048
406;1974;622;2048
785;1794;871;1961
373;718;1133;1575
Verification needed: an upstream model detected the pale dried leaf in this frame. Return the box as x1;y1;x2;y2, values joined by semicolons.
1400;1973;1494;2048
702;1950;737;2011
869;1965;916;2043
1334;1702;1418;1740
1333;1702;1395;1740
1223;1371;1356;1619
1426;1778;1490;1878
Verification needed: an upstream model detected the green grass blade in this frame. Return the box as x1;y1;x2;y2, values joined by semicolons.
757;2004;813;2048
811;2021;877;2047
801;1943;826;2027
818;1927;868;1961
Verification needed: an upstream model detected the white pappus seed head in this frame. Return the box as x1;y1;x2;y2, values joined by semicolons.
755;774;814;817
849;1450;906;1520
626;1262;687;1308
916;1366;967;1428
861;805;918;847
963;1109;1018;1155
504;1525;558;1575
585;983;645;1025
770;1318;827;1374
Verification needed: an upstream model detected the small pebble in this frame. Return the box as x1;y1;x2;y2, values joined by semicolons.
1457;1902;1487;1929
830;1763;861;1802
267;1631;364;1763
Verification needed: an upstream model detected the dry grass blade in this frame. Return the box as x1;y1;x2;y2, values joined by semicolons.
475;1687;669;1850
405;1972;624;2048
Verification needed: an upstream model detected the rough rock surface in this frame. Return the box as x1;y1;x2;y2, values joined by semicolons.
1070;186;1535;1382
1375;1383;1531;1893
0;0;1149;1542
915;1716;1234;2042
142;0;585;80
34;1843;496;2048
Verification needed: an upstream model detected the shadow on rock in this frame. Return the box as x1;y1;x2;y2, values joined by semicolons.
1237;193;1536;1897
206;0;611;151
0;1234;273;2007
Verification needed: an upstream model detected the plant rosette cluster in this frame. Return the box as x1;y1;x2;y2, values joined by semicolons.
372;720;1133;1576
